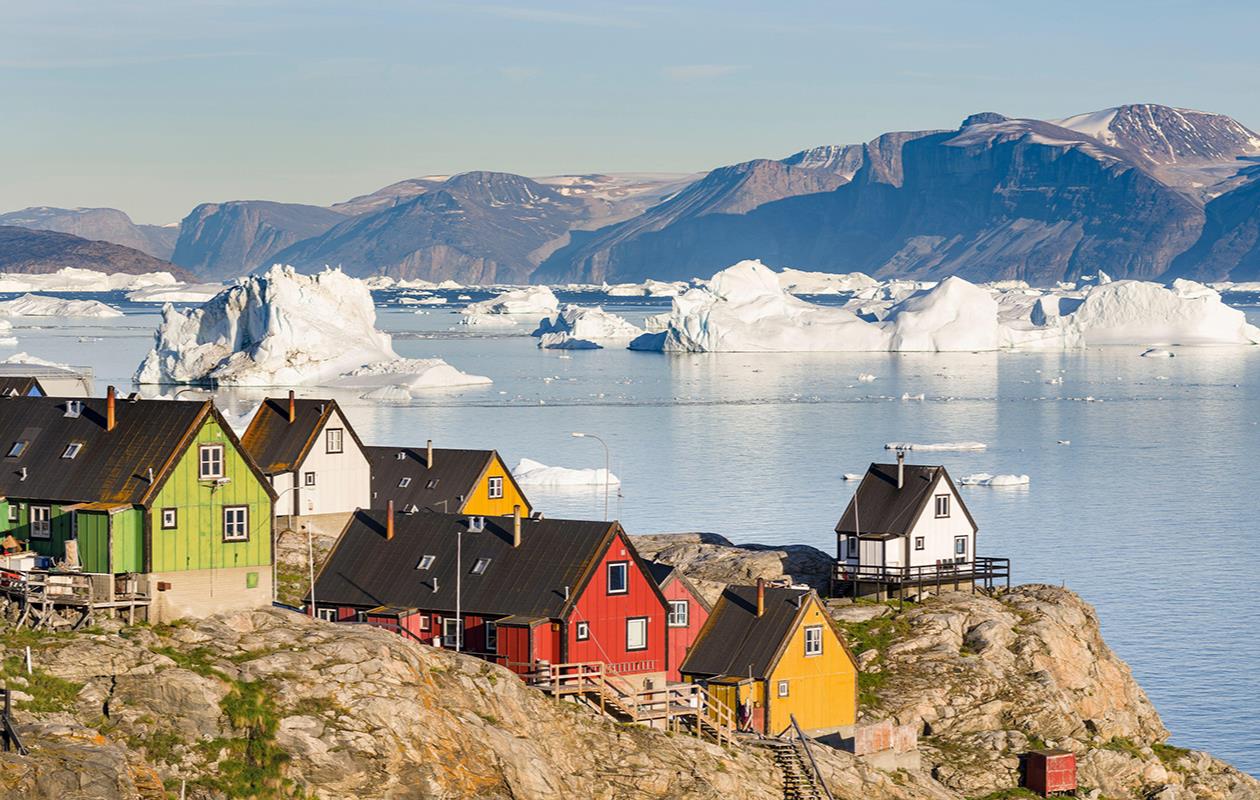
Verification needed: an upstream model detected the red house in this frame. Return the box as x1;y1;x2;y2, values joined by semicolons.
646;562;712;682
312;507;670;689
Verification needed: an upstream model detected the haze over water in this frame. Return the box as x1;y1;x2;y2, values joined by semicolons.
7;289;1260;775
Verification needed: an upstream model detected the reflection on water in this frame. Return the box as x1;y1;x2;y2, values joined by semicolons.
3;290;1260;774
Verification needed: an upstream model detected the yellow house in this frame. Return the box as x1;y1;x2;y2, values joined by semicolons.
365;443;531;517
680;581;857;736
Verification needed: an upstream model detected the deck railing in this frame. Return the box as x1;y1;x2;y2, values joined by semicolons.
832;556;1010;596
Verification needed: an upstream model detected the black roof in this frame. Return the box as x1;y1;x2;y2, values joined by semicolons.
835;462;976;536
0;395;207;505
314;510;619;618
242;397;361;474
680;585;813;679
645;560;712;612
366;445;526;513
0;377;45;397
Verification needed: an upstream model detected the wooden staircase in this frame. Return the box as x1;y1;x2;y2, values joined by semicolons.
760;716;833;800
530;661;736;746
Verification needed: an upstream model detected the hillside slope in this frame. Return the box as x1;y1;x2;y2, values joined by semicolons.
171;201;348;280
0;226;193;279
0;207;177;260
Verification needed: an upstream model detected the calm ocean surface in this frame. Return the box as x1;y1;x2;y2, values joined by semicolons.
6;288;1259;775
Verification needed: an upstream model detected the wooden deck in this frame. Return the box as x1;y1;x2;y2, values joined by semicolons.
830;556;1010;600
0;570;151;629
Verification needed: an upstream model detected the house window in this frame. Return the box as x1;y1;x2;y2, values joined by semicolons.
777;680;790;698
934;494;950;518
398;477;411;488
199;445;224;479
485;621;498;650
416;554;435;570
222;506;249;542
61;443;83;459
304;471;316;487
471;557;491;575
804;625;823;657
606;562;628;594
846;535;858;559
7;441;27;458
914;536;925;551
576;621;590;641
668;600;689;628
955;536;968;557
626;617;648;651
7;504;18;523
30;506;50;539
161;508;178;529
326;428;343;454
317;608;336;622
487;476;504;499
442;617;462;648
418;615;431;631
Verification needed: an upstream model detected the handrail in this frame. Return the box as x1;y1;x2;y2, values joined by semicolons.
834;556;1010;582
787;714;834;800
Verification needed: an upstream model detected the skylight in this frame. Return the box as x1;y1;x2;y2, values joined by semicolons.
416;554;435;570
426;479;438;489
471;557;492;575
399;477;411;488
7;441;27;458
61;443;83;459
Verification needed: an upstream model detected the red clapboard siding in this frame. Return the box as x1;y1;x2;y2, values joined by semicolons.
497;624;532;675
531;621;559;666
660;578;709;682
566;531;667;675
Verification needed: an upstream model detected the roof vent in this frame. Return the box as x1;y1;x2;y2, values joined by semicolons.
127;392;140;403
432;578;439;593
467;515;486;533
64;400;82;418
396;451;406;460
19;467;27;482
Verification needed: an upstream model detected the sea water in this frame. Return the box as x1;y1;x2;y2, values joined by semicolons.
4;287;1259;774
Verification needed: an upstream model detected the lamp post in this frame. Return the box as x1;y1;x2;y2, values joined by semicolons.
571;432;611;521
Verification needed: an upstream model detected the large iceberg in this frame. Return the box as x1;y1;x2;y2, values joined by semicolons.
630;260;1260;353
462;286;560;320
512;458;621;488
134;265;490;392
0;268;179;293
0;294;123;318
126;283;224;304
533;305;645;350
777;268;879;295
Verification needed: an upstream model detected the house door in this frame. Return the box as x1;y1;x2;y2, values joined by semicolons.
442;616;462;649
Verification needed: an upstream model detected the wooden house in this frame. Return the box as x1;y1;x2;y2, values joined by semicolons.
680;581;857;736
365;442;531;517
241;393;371;518
646;561;711;682
832;452;1008;599
312;506;669;689
0;388;276;622
0;377;46;397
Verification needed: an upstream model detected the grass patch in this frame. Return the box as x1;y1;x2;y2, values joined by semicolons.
194;679;306;799
1153;741;1192;768
1101;736;1146;760
128;729;186;766
857;670;888;709
151;645;225;679
0;655;84;712
290;695;340;718
968;790;1042;800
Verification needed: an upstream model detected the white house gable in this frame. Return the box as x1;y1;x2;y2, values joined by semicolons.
904;474;975;569
289;408;372;516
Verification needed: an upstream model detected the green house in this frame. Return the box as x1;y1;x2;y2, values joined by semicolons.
0;389;276;622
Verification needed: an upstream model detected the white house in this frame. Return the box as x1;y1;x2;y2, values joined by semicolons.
241;393;372;518
834;452;1003;598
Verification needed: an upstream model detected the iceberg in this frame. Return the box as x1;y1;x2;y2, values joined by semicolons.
462;286;559;320
512;457;620;488
533;305;645;350
126;283;224;304
885;441;988;452
959;473;1031;487
630;260;1260;353
605;279;688;297
133;265;490;392
0;268;179;293
0;320;14;346
777;268;879;295
0;294;123;318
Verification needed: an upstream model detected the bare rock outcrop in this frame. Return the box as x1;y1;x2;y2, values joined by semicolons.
631;532;833;604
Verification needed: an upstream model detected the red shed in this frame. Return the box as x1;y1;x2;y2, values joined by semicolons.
312;509;670;688
646;562;712;682
1024;749;1076;796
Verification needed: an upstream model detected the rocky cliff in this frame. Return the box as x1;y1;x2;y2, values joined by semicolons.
171;201;348;281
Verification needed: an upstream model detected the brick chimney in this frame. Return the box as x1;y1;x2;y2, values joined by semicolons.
288;390;296;424
896;450;905;489
426;439;434;469
386;500;395;541
106;385;116;432
756;577;765;618
512;504;522;548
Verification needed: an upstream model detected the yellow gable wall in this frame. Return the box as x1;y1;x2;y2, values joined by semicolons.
766;598;857;735
461;454;532;517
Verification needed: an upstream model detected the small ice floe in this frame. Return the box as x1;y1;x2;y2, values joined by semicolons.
457;294;472;300
843;473;863;481
1045;376;1063;385
512;458;620;488
857;373;877;382
1057;440;1071;445
885;441;987;452
901;392;925;401
959;473;1030;487
358;385;414;402
1141;348;1175;358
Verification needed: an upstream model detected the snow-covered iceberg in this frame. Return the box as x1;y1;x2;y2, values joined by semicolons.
777;268;879;295
0;268;179;293
0;294;123;318
512;458;620;488
605;279;688;297
630;260;1260;353
959;473;1030;487
885;441;988;452
462;286;559;320
0;320;15;346
533;305;645;350
125;283;224;304
133;265;490;393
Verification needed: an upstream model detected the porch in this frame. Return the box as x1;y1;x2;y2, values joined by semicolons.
830;556;1010;600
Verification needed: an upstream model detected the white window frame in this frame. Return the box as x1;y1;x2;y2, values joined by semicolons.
485;620;498;651
804;625;823;657
161;508;178;530
7;503;18;523
471;557;491;575
442;617;463;648
934;494;950;518
199;444;225;480
222;505;249;542
955;536;968;557
914;536;925;551
626;617;648;651
416;554;435;570
487;476;504;499
317;608;336;622
30;505;51;539
418;615;431;631
7;441;27;458
846;535;858;560
399;477;411;488
326;428;344;454
606;562;628;595
304;471;316;487
575;621;590;641
61;442;83;459
777;680;790;698
667;600;689;628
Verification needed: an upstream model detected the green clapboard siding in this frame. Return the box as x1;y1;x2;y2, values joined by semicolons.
78;511;111;573
149;415;273;573
110;509;144;573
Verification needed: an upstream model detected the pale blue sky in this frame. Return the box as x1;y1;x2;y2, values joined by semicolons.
4;0;1258;223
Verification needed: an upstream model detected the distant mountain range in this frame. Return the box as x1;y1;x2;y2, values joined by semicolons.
3;103;1258;285
0;226;195;279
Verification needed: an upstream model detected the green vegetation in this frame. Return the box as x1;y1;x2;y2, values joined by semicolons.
1153;741;1192;769
127;729;185;766
194;678;307;800
152;645;224;678
0;654;84;712
1101;736;1146;760
835;610;910;708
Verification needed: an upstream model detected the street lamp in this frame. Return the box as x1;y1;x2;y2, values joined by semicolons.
571;432;611;521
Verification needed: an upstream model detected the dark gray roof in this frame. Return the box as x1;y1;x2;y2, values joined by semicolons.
314;510;618;618
680;585;811;679
835;462;976;536
645;560;712;612
0;395;206;505
242;398;362;474
0;377;45;397
365;445;528;513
